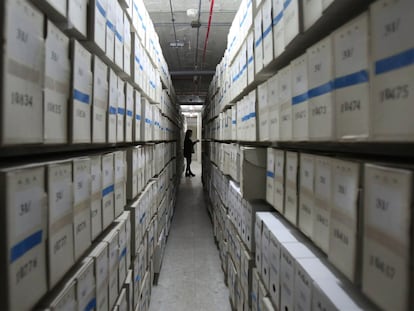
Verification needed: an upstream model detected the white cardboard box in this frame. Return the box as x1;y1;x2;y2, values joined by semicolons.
284;151;298;224
108;68;118;143
312;155;332;253
125;84;134;142
370;0;414;141
266;148;275;206
134;90;142;141
89;0;107;53
267;73;280;141
0;165;47;310
362;164;412;311
298;153;314;237
35;0;67;21
90;156;103;240
303;0;323;30
1;0;44;145
258;81;270;141
73;158;92;260
283;0;301;47
334;13;370;140
280;242;317;311
66;0;88;39
254;10;264;74
117;77;125;143
328;159;361;282
279;65;292;141
39;280;76;310
291;54;309;141
274;149;285;213
71;40;92;144
47;162;74;288
92;56;108;143
272;0;285;58
247;31;255;85
127;148;138;200
75;258;96;311
262;0;274;66
123;16;132;76
102;153;115;229
106;0;116;62
44;21;70;144
88;242;108;311
115;4;124;69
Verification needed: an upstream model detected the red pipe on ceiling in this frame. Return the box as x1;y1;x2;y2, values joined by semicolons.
202;0;215;66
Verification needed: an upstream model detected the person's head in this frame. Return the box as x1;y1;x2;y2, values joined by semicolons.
185;129;193;139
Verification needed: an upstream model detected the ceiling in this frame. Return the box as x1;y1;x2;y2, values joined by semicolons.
143;0;242;104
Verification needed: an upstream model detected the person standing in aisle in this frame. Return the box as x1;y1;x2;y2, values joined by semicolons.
184;129;199;177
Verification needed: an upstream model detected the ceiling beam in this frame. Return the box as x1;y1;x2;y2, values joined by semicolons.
171;70;215;76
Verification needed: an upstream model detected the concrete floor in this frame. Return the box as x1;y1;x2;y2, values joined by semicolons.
148;162;232;311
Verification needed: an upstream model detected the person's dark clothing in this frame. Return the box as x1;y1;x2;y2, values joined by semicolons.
184;138;195;158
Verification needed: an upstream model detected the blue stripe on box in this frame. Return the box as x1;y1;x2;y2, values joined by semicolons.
119;247;127;260
249;112;256;119
242;115;248;122
273;11;283;26
135;56;141;65
135;275;141;282
145;118;151;124
85;298;97;311
73;89;90;104
118;107;125;115
334;70;369;89
136;114;141;120
115;31;123;42
255;36;263;47
109;106;117;115
248;56;254;64
96;1;106;17
284;0;292;9
292;92;309;105
232;120;237;124
308;81;334;98
375;48;414;75
10;230;43;263
267;171;275;178
106;20;115;32
263;25;272;39
102;184;114;196
127;110;133;117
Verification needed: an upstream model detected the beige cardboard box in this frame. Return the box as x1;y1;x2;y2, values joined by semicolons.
312;155;332;253
66;0;88;39
0;165;47;310
279;65;292;141
284;0;301;47
280;242;317;311
92;56;108;143
71;40;92;144
255;10;264;74
371;0;414;141
39;280;76;310
115;4;124;69
308;35;335;141
88;0;107;53
1;0;44;145
362;164;412;311
90;156;103;240
44;21;70;144
303;0;322;30
258;81;270;141
117;77;125;143
88;242;108;311
298;153;314;237
108;68;118;143
328;159;361;282
47;162;74;288
266;148;275;206
274;149;285;213
268;73;280;141
102;153;115;230
240;147;267;200
291;54;309;141
125;83;134;142
262;0;273;67
334;13;370;140
73;158;91;260
106;0;116;62
272;0;285;58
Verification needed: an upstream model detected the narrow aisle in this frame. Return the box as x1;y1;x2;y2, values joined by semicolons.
149;162;232;311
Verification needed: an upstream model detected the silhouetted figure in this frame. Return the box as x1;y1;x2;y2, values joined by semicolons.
183;129;199;177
